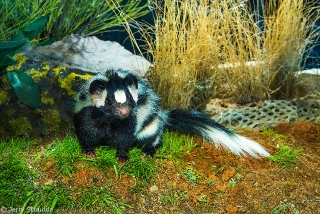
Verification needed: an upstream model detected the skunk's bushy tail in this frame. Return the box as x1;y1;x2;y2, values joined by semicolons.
165;110;270;157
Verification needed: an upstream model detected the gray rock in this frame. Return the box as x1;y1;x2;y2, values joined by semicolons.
33;34;151;76
212;99;320;130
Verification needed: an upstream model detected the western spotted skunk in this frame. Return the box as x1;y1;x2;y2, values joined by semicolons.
73;69;269;160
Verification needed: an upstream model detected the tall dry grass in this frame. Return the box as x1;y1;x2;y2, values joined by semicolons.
143;0;319;109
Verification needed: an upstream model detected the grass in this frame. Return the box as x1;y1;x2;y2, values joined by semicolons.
155;131;196;162
269;145;301;166
0;139;35;207
142;0;320;109
0;132;198;212
271;202;301;214
1;0;150;41
183;167;203;184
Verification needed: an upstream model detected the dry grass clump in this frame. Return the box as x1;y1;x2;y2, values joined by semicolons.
145;0;319;109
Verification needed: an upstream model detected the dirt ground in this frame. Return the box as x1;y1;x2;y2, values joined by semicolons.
45;121;320;213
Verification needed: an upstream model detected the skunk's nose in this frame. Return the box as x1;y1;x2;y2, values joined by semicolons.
118;106;130;117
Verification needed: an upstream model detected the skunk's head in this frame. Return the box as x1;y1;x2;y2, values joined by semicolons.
75;70;139;119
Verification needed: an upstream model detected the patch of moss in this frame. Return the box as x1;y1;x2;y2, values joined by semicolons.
8;117;32;137
41;91;54;105
1;75;11;90
41;96;54;105
52;66;67;77
59;72;93;98
0;89;8;105
27;68;47;82
6;109;15;117
41;62;51;72
36;109;61;135
6;53;28;71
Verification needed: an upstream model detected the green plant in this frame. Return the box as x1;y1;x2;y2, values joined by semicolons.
122;148;157;181
45;135;83;177
78;186;130;213
94;146;119;170
261;127;287;139
183;167;203;184
1;16;48;108
269;145;301;166
271;202;301;214
1;0;151;42
0;139;35;207
0;0;58;41
22;184;72;212
155;131;196;161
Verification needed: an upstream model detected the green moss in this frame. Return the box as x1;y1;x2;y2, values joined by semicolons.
36;109;61;135
6;53;28;71
41;91;54;105
0;89;8;105
52;66;67;77
41;96;54;105
8;117;32;136
6;109;15;117
25;62;52;82
1;75;12;91
59;72;93;98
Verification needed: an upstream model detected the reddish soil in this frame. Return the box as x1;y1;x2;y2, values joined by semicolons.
44;121;320;213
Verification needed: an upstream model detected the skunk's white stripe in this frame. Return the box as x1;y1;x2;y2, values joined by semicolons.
128;85;138;103
152;135;161;147
137;117;159;139
202;125;270;157
135;96;153;133
114;90;126;104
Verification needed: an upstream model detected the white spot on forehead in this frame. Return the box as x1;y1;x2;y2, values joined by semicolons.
114;90;127;104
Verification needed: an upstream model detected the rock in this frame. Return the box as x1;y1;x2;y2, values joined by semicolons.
211;99;320;130
33;34;151;76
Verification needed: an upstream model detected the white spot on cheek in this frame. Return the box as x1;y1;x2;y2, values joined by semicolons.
93;90;107;107
114;90;127;103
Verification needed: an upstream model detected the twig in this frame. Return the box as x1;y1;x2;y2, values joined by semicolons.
186;201;195;214
277;165;287;172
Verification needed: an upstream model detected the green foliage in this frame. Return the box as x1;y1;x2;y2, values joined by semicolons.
7;70;41;108
155;131;196;161
0;139;35;207
183;167;203;184
23;184;72;212
1;0;150;42
45;136;82;177
0;0;58;41
22;16;48;40
0;38;27;58
94;146;119;169
269;145;301;166
46;0;150;40
0;15;48;109
271;202;301;214
261;127;287;140
122;148;157;181
78;186;130;213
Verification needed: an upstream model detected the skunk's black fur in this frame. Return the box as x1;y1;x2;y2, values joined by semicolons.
74;69;269;160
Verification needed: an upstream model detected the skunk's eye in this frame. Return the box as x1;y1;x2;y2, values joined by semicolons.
107;99;113;106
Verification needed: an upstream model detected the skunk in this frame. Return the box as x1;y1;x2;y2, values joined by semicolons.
73;69;270;160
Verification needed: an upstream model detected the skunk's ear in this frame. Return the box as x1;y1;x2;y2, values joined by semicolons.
126;74;138;89
89;80;107;94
